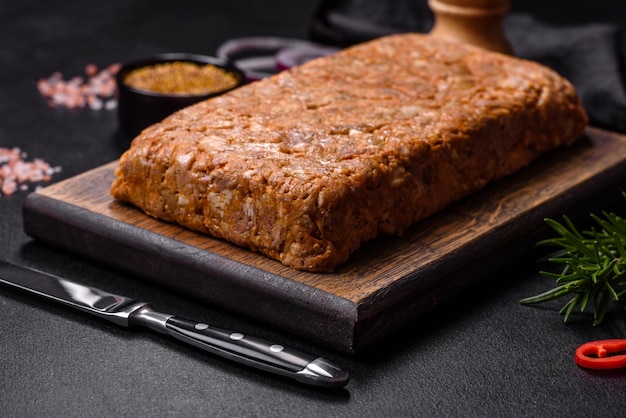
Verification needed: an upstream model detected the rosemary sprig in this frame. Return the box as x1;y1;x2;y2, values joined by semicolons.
520;192;626;326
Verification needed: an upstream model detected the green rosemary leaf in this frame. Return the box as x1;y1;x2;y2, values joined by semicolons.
554;273;583;285
591;258;616;285
543;218;595;259
566;260;595;278
593;291;611;326
560;294;580;323
546;254;577;261
593;211;626;237
563;216;586;239
538;270;564;279
521;277;585;304
580;288;590;312
520;192;626;326
520;283;575;305
615;239;626;261
590;213;614;235
605;281;619;301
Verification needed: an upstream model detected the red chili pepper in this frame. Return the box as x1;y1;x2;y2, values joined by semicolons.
574;339;626;370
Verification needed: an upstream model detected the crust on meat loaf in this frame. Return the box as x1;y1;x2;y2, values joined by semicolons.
110;33;588;272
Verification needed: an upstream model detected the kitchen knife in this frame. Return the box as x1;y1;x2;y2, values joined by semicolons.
0;261;349;388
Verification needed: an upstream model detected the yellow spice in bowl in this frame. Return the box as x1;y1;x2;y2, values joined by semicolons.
124;61;239;95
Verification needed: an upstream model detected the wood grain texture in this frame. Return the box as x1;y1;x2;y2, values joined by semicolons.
22;127;626;353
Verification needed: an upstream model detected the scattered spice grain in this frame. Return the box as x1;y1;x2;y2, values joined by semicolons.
123;61;238;95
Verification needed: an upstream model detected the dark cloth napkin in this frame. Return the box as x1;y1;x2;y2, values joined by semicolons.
309;0;626;133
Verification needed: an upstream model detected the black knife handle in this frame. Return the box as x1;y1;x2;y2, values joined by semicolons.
129;305;348;388
164;316;348;387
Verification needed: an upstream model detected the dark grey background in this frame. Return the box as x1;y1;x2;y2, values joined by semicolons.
1;1;625;416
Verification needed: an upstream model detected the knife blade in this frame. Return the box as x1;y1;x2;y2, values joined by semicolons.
0;261;349;388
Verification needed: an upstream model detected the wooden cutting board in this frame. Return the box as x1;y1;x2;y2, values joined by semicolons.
22;127;626;353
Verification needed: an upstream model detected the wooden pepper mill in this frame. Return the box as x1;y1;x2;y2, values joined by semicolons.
428;0;513;54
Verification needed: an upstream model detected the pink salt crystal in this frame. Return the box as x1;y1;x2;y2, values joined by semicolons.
85;63;98;77
36;62;121;110
0;147;60;197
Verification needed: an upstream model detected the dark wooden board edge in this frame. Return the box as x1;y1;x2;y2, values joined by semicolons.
22;194;358;352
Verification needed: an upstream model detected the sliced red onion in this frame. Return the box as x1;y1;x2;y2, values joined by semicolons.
275;44;339;71
216;37;340;80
